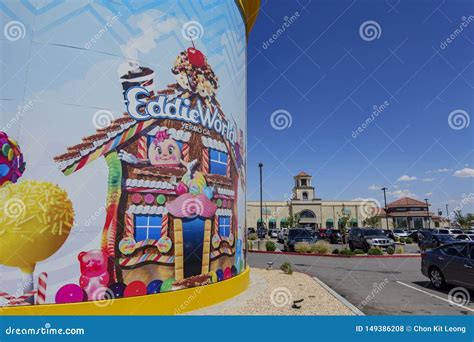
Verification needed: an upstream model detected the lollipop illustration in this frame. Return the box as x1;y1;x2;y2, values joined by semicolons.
0;131;25;187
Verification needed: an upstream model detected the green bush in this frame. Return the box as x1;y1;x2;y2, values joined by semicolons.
399;237;406;244
340;248;355;256
280;262;293;275
354;249;365;255
265;241;276;251
248;233;257;240
393;236;400;242
295;242;311;253
386;246;395;255
332;248;340;254
311;240;330;254
405;237;413;244
367;247;383;255
395;246;404;254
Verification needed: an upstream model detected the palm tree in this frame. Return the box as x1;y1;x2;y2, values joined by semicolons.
454;210;474;229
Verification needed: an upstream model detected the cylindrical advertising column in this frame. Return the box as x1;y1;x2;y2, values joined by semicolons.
0;0;258;314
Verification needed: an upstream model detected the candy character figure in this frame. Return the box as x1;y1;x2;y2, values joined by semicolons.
118;131;182;167
78;250;110;301
0;131;26;187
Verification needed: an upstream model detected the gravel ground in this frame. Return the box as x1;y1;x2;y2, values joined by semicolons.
189;268;355;315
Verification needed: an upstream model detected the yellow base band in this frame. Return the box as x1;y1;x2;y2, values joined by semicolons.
0;267;250;316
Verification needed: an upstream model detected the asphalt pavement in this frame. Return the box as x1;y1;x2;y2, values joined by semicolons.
248;251;474;315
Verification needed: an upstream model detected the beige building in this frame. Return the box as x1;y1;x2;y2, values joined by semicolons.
247;172;451;230
247;172;379;230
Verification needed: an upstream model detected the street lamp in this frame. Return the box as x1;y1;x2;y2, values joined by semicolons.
425;198;431;229
258;163;263;232
381;187;390;230
445;204;449;217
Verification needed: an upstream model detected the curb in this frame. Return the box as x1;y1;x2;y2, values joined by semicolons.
249;250;421;258
311;276;365;316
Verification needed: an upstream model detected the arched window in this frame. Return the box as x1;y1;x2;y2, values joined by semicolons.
302;191;308;200
299;210;315;218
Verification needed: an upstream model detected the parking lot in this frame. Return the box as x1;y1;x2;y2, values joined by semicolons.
248;251;474;315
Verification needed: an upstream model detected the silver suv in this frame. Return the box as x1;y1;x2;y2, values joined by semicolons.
348;228;395;252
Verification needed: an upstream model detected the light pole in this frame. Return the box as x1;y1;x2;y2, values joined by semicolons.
425;198;431;229
445;204;449;217
381;187;390;230
258;163;263;232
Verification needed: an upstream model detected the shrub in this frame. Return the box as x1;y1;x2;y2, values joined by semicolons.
295;242;311;253
354;249;365;255
332;248;340;254
340;248;354;256
393;236;400;242
405;237;413;244
248;233;257;240
311;240;330;254
395;246;404;254
399;237;406;244
280;262;293;275
386;246;395;255
367;247;383;255
265;241;276;251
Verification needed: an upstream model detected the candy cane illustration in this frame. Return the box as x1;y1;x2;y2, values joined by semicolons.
161;214;169;238
36;272;48;305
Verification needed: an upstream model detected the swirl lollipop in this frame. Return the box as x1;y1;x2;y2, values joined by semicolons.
0;131;25;187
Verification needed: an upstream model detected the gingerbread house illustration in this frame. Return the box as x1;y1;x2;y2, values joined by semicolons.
54;47;244;290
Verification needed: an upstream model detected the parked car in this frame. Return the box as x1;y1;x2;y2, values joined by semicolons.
383;229;396;240
421;241;474;290
257;227;267;239
317;228;328;239
348;228;395;252
325;229;342;244
465;229;474;234
393;229;409;238
247;227;256;235
269;229;278;238
447;228;464;237
277;228;289;243
419;234;458;251
284;228;315;252
456;234;474;241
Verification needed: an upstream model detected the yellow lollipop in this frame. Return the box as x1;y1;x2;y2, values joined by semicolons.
0;180;75;274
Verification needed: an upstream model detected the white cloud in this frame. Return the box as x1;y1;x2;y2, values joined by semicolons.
425;192;433;196
426;168;452;174
453;167;474;178
397;175;417;182
120;10;179;61
368;184;382;190
422;178;435;182
388;189;417;199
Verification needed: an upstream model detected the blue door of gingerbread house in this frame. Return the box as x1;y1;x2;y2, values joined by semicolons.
182;217;206;278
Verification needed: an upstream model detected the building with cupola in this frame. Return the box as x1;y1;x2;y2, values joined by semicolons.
247;172;450;230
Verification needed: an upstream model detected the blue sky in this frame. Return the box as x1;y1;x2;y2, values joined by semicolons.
246;0;474;214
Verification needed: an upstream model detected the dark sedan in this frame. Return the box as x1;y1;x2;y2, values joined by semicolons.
284;228;315;252
419;234;457;251
421;241;474;290
325;229;342;244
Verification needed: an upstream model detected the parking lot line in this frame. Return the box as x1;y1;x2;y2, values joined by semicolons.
395;281;474;312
